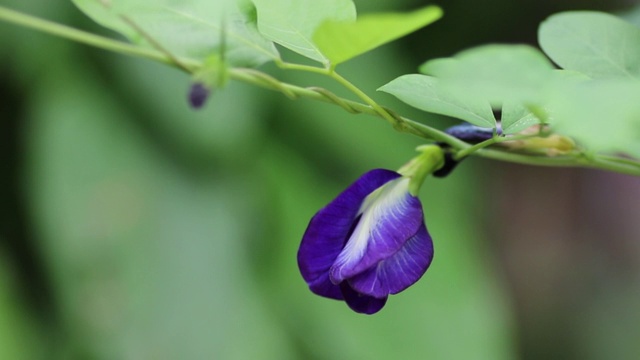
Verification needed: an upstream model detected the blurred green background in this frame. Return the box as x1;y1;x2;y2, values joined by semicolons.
1;0;639;359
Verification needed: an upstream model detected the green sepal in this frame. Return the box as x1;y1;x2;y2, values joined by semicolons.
398;145;445;196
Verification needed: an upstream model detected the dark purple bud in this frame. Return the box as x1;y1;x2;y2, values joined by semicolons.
435;124;502;178
445;123;500;143
188;82;210;109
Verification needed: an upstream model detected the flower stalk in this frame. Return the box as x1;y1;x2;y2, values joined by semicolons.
398;145;445;195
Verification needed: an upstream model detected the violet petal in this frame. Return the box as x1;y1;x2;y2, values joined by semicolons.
340;283;388;315
347;223;434;298
298;169;400;299
329;178;423;284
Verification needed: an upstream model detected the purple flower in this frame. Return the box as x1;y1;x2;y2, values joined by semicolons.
297;169;434;314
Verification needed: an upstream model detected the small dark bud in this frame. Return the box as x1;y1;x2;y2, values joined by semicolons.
445;123;499;144
188;82;211;109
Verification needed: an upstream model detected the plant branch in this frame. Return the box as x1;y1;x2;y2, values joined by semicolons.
278;62;404;127
588;156;640;176
598;154;640;169
276;62;454;145
328;70;402;128
478;149;640;176
453;137;499;161
1;5;639;177
228;68;467;147
453;133;549;161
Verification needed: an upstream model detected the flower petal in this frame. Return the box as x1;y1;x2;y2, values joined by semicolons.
347;223;434;298
329;178;423;284
298;169;401;299
340;283;388;315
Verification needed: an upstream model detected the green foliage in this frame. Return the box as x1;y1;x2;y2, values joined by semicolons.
500;101;543;134
253;0;355;65
313;6;442;67
67;0;640;160
378;74;496;128
548;80;640;156
538;12;640;157
420;45;555;106
379;12;640;158
381;45;560;133
380;45;556;132
0;0;636;169
71;0;442;69
72;0;279;66
0;1;635;169
531;11;640;156
539;11;640;79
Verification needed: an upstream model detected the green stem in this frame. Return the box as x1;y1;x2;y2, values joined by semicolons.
228;68;465;147
587;156;640;176
453;137;499;161
276;62;457;144
478;149;640;176
397;115;468;146
328;70;402;128
0;5;200;70
598;155;640;169
453;133;544;161
278;62;407;130
276;61;331;76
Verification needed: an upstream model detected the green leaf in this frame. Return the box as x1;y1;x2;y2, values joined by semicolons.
314;6;442;66
378;74;495;128
539;11;640;80
72;0;279;67
253;0;355;65
501;101;542;134
500;70;589;134
420;44;555;105
548;79;640;157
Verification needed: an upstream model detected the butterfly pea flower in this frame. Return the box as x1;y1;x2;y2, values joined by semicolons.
297;146;444;314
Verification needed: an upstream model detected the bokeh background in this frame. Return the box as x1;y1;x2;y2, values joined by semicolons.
1;0;639;359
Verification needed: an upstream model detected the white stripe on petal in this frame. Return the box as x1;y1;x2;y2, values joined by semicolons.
330;177;412;283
